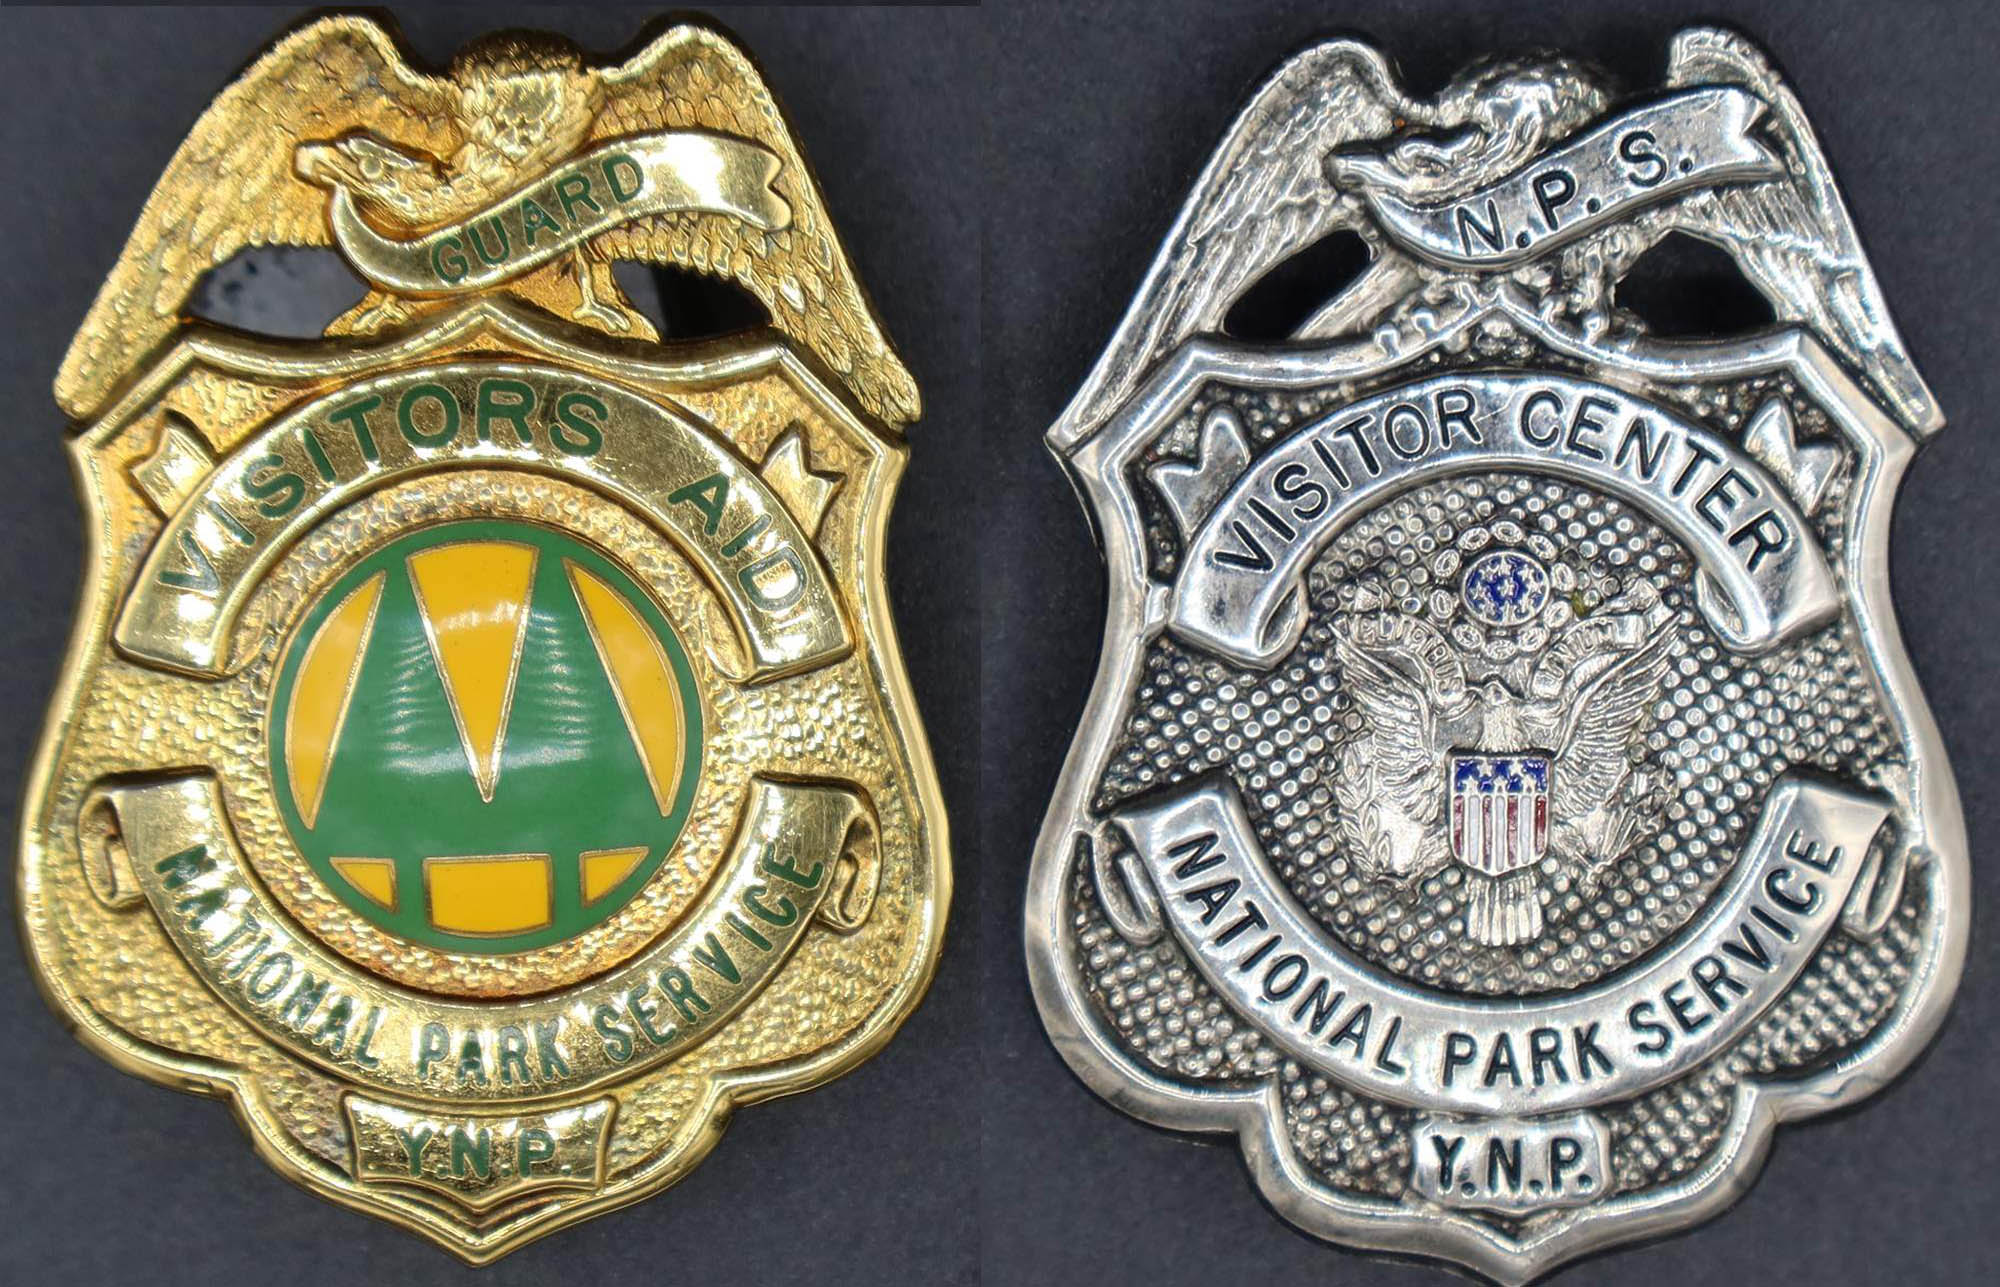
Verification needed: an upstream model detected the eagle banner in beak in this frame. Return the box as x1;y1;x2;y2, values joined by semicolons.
1167;372;1839;667
1345;87;1779;270
328;131;792;296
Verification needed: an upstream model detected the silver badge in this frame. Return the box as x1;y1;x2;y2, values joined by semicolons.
1025;27;1966;1281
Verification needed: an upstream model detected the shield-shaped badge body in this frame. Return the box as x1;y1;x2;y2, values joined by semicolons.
1026;28;1965;1281
20;16;947;1260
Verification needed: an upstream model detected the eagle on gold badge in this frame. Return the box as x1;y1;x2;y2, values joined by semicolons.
55;16;918;426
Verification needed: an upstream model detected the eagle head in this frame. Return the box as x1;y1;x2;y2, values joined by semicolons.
1467;676;1537;752
1327;57;1609;207
448;29;585;81
294;133;443;220
447;31;595;168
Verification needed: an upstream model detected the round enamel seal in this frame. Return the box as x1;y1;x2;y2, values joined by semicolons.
270;520;705;955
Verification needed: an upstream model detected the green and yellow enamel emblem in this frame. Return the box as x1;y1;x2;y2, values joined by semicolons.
272;519;707;951
19;15;946;1260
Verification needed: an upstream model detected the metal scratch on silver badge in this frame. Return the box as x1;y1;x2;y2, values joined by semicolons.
1025;27;1966;1282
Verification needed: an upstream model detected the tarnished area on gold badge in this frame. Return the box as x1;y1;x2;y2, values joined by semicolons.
21;15;946;1261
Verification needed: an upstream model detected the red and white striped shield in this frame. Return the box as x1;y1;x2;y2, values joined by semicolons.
1449;753;1551;876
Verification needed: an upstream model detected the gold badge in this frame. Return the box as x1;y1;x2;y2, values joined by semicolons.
20;15;947;1259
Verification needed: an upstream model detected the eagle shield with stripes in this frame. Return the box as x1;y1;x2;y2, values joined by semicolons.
1449;753;1551;877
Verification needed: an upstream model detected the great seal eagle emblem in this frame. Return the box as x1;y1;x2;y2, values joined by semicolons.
1026;27;1965;1282
20;15;947;1261
1332;547;1676;945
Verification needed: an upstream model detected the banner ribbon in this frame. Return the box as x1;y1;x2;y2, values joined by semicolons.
1170;372;1839;666
1109;773;1889;1115
329;131;790;295
97;772;869;1101
1349;87;1779;268
115;362;847;681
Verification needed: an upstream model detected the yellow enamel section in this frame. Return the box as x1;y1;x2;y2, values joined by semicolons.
566;561;686;816
285;571;385;829
580;846;650;904
330;856;398;910
425;854;552;935
406;542;537;802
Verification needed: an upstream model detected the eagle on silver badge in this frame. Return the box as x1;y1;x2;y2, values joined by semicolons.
1054;30;1936;443
1027;22;1966;1285
1332;545;1675;945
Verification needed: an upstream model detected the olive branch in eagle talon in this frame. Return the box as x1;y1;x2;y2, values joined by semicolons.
54;16;917;425
1331;567;1676;947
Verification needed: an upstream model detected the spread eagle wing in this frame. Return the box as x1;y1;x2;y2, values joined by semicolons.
1656;26;1940;435
1047;40;1419;451
1332;613;1468;882
1548;621;1674;826
587;26;918;426
53;16;456;421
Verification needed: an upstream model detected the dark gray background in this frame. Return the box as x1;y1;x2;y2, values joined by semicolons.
1;2;1995;1285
